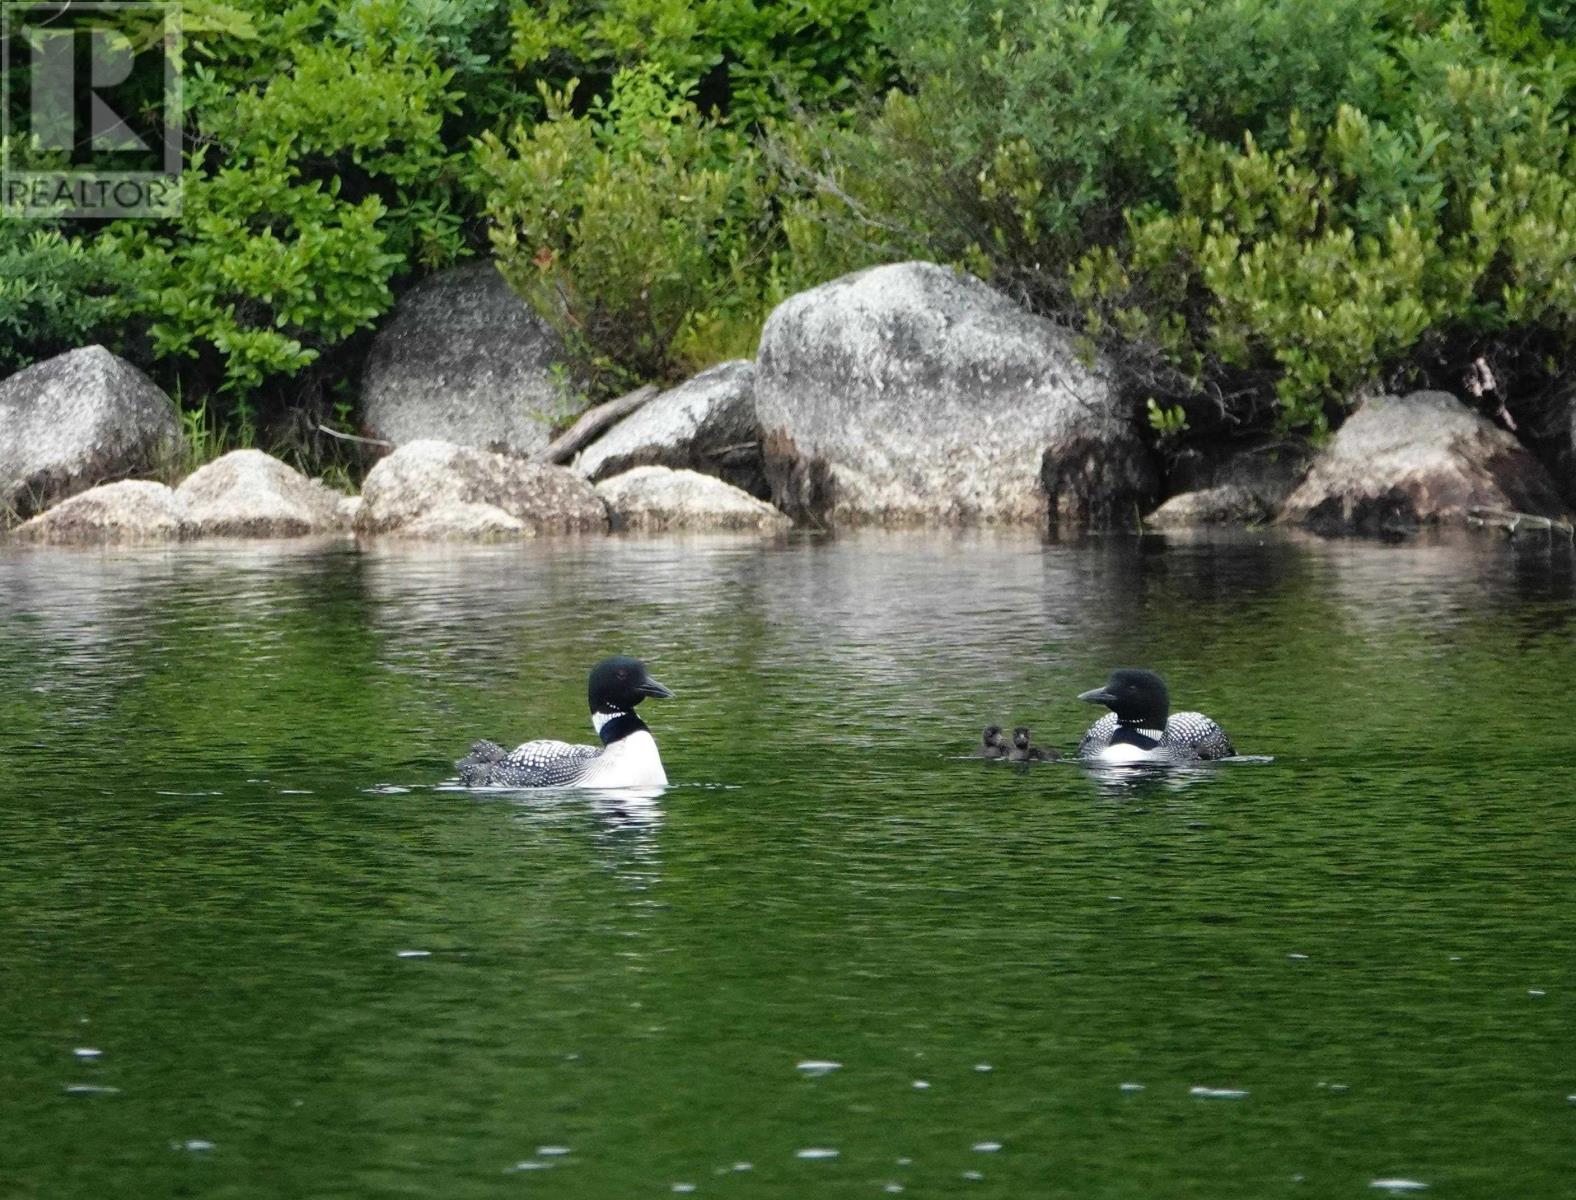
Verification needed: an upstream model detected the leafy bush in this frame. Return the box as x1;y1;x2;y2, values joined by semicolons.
478;65;777;396
3;0;517;443
506;0;892;127
1074;20;1576;433
779;0;1185;303
117;2;488;406
779;0;1436;301
0;222;132;374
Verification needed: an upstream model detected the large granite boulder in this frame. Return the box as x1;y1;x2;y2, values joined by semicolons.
355;439;607;537
596;466;792;532
1280;391;1570;534
11;480;185;543
175;450;347;537
576;361;766;496
0;346;179;521
362;262;574;456
754;262;1155;529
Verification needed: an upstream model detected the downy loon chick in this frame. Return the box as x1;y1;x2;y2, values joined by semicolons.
1008;726;1056;762
1076;669;1234;764
970;725;1011;759
457;656;675;788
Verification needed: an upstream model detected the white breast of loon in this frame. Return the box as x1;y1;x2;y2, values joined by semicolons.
576;725;666;788
1089;735;1169;765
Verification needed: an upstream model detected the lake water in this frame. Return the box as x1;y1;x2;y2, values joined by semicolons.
2;530;1573;1198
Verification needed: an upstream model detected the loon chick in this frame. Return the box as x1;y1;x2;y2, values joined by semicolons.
457;656;675;788
970;725;1011;759
1076;669;1233;764
1008;726;1056;762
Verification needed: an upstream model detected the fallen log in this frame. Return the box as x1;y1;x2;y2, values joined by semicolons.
534;385;658;465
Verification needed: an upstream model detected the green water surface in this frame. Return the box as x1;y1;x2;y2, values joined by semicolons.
1;531;1573;1199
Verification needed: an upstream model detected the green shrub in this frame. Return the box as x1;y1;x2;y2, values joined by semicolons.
782;0;1183;299
115;3;483;405
1074;24;1576;433
0;221;133;374
506;0;892;128
780;0;1431;308
478;65;776;398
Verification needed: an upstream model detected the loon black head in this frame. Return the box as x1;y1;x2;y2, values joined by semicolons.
588;656;675;717
1078;669;1170;729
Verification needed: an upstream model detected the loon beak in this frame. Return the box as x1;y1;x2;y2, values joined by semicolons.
637;676;675;700
1078;686;1116;706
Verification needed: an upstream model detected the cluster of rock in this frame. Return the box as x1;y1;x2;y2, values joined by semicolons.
8;439;786;545
4;261;1572;545
352;259;1576;537
13;451;353;544
0;344;790;544
1149;391;1573;536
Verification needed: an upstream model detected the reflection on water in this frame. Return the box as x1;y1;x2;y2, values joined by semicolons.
1;530;1574;1199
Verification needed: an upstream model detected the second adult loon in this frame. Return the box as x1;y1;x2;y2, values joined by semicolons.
456;656;675;788
1076;669;1234;764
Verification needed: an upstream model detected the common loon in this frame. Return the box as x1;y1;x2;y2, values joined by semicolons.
970;725;1010;759
456;656;675;788
1076;669;1234;764
1008;726;1056;762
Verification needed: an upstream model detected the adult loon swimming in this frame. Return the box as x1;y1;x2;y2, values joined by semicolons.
1076;669;1234;764
456;656;675;788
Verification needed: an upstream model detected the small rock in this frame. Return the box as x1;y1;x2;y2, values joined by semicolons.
1281;392;1570;534
1147;484;1273;528
355;439;607;537
0;346;180;521
576;360;766;496
175;450;347;537
1466;507;1574;539
596;466;791;533
1153;440;1312;529
11;480;185;544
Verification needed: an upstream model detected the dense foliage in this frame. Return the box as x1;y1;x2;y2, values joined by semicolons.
477;67;777;394
0;0;1572;467
789;0;1576;439
1073;9;1576;435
